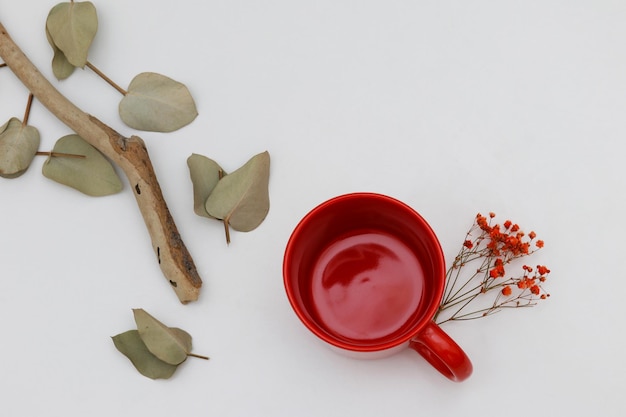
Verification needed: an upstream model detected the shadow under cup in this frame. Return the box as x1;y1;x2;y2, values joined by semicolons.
283;193;472;382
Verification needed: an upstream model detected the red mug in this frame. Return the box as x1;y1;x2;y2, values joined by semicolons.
283;193;473;382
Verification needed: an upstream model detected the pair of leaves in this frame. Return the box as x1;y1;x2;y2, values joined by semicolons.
46;1;97;79
45;2;198;133
0;119;122;196
112;309;208;380
0;118;40;178
42;134;122;196
188;151;271;243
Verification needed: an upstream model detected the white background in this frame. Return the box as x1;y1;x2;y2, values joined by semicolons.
1;0;624;416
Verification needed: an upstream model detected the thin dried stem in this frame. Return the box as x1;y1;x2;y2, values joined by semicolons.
187;353;210;360
444;255;491;305
36;151;86;159
22;93;34;126
223;218;231;244
86;61;128;96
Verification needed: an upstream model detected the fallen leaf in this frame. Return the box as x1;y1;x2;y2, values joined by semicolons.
41;134;123;196
205;151;270;233
112;330;179;380
0;118;40;179
133;309;191;366
187;153;226;218
46;1;98;68
119;72;198;132
113;310;208;379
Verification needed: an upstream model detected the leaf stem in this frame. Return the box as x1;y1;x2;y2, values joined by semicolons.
36;151;86;159
223;218;231;244
22;93;34;126
187;353;210;360
85;61;128;96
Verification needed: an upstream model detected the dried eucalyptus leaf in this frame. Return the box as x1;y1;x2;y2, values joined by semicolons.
169;328;194;350
112;330;179;380
119;72;198;132
42;134;123;196
46;27;76;80
46;1;98;68
187;154;226;218
133;309;191;365
46;1;97;68
205;151;270;232
0;118;40;178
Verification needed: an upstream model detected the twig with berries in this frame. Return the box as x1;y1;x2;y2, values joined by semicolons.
434;213;550;325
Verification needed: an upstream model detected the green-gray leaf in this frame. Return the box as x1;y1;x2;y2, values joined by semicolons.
133;309;191;366
205;151;270;232
112;330;179;380
0;118;40;179
46;1;98;68
119;72;198;132
41;134;123;196
46;26;76;80
187;154;226;218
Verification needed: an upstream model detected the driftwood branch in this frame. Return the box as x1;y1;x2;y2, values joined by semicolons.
0;22;202;303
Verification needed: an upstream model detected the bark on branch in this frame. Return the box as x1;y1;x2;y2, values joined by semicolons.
0;22;202;303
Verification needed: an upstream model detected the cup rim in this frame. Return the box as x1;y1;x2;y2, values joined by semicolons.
283;192;446;352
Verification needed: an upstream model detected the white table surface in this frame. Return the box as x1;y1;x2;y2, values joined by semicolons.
1;1;624;416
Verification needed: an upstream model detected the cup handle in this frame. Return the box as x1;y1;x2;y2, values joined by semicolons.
409;321;473;382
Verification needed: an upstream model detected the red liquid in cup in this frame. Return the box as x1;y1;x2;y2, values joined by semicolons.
310;229;425;344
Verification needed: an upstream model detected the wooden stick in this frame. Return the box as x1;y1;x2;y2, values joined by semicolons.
0;22;202;303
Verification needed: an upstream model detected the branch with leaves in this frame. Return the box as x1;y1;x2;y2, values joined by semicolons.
1;1;272;304
0;7;202;302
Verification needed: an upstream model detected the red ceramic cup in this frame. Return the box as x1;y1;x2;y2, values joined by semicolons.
283;193;473;382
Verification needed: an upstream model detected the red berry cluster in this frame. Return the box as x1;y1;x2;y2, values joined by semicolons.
435;213;550;324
